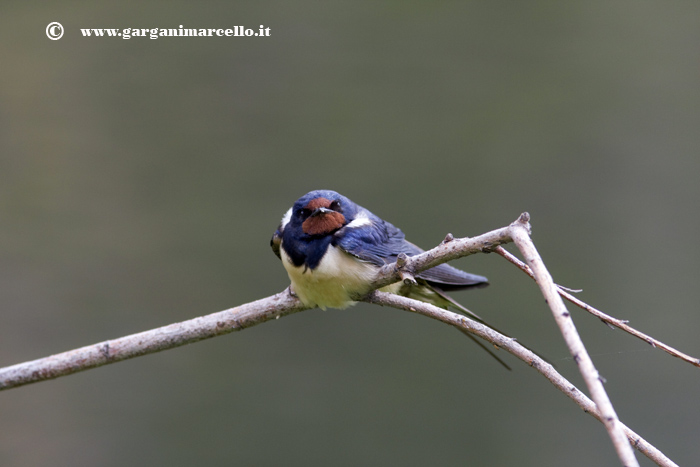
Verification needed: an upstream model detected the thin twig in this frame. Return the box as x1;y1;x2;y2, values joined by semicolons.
364;291;678;467
494;246;700;367
508;216;640;467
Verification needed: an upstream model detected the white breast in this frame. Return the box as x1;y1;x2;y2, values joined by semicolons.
280;245;380;310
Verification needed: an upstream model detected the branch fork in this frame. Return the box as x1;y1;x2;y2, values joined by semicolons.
395;252;417;285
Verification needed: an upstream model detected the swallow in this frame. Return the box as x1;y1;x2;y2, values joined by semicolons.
271;189;516;368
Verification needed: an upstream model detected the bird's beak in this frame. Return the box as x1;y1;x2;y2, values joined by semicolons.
310;207;333;217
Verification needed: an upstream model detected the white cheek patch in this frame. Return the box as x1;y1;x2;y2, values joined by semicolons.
345;211;372;229
279;208;292;230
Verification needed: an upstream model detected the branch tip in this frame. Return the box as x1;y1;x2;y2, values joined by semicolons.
511;212;532;235
558;285;583;293
396;253;408;268
393;253;417;285
400;272;417;286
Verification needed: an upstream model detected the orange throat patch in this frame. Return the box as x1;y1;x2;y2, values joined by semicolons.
302;211;345;235
301;197;346;235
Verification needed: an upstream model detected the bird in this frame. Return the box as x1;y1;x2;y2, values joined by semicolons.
271;189;515;368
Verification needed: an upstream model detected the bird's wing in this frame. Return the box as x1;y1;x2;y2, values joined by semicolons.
336;219;488;289
415;261;489;290
399;241;488;288
334;216;409;266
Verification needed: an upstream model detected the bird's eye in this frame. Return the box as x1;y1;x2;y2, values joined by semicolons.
330;200;341;211
298;208;311;218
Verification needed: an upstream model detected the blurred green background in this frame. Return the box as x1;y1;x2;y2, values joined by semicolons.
2;2;699;466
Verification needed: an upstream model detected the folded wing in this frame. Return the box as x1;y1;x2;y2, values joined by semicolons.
335;216;488;289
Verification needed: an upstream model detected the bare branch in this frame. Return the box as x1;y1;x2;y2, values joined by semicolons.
6;221;516;391
0;213;683;466
508;219;640;467
363;291;678;467
0;290;309;390
494;246;700;367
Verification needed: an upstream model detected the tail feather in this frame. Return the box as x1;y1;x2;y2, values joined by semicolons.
398;280;548;369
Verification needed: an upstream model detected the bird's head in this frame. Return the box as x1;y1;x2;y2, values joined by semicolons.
288;190;356;237
271;190;364;261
